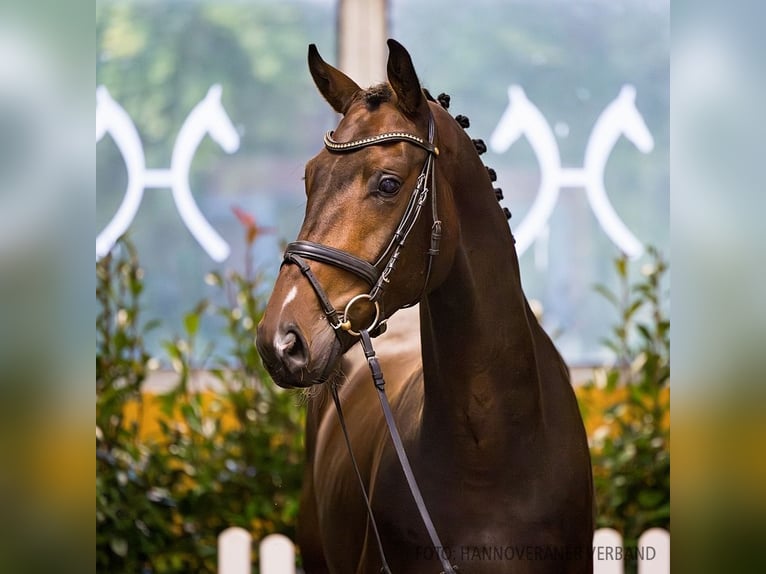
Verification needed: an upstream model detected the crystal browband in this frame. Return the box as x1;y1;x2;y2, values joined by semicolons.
324;130;438;155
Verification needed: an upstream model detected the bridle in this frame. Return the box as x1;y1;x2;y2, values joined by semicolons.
280;111;458;574
282;113;441;339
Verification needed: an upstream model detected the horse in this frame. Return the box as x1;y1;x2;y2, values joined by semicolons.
256;40;593;573
97;84;239;261
490;84;653;258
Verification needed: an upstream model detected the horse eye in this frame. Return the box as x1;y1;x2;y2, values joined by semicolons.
377;177;401;196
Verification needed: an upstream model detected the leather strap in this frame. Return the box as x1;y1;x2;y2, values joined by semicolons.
284;112;455;572
286;240;379;287
359;330;457;574
283;114;440;334
369;155;434;303
282;252;343;330
330;385;392;574
324;130;438;155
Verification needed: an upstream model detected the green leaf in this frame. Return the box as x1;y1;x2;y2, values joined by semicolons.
204;271;223;286
110;537;128;557
593;284;619;307
636;323;653;342
599;337;621;354
162;340;181;361
606;369;620;392
184;312;200;336
209;367;226;382
624;299;643;321
637;489;666;509
614;256;628;278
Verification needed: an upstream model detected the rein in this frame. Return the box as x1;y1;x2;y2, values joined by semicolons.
281;113;458;574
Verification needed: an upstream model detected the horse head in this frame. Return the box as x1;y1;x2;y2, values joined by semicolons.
95;85;145;171
256;40;458;389
198;84;240;153
611;85;654;153
489;85;532;154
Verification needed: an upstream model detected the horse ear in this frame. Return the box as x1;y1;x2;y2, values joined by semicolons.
207;84;223;101
308;44;361;115
386;39;427;118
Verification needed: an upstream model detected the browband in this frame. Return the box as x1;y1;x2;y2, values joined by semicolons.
324;130;438;155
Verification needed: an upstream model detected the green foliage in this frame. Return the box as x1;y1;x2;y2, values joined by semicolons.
583;247;670;572
96;1;335;163
96;229;304;573
96;225;669;573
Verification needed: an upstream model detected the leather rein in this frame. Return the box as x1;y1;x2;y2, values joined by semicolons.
281;113;458;574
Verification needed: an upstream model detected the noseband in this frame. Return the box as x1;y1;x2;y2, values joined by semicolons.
282;113;441;338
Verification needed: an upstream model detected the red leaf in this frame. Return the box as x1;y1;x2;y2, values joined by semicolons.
231;205;276;245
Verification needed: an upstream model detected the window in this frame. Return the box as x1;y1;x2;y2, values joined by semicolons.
98;0;668;366
391;0;669;364
97;0;336;355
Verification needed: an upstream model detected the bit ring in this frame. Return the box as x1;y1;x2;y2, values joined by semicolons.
339;294;381;336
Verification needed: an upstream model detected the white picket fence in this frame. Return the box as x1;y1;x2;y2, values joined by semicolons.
218;529;295;574
592;528;670;574
218;527;669;574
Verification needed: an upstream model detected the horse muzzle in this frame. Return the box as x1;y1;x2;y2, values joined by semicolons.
256;319;343;389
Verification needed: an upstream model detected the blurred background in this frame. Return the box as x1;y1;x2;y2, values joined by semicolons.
0;1;92;573
12;0;766;572
93;1;671;572
96;0;668;367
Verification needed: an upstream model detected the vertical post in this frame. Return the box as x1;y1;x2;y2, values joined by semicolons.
637;528;670;574
259;534;296;574
593;528;624;574
337;0;388;88
218;527;252;574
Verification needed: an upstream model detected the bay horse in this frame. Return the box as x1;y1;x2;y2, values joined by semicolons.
256;40;593;573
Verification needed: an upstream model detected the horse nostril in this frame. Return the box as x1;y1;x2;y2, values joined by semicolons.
276;328;309;374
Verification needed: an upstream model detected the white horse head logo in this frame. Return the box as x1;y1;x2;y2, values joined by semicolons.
199;85;240;154
490;84;653;259
611;85;654;154
96;84;240;261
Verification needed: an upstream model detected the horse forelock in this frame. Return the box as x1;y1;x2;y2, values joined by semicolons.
358;83;393;110
357;84;436;114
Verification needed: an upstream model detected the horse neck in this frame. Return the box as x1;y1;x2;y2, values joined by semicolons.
584;102;624;174
419;126;545;457
98;98;146;175
519;103;562;175
171;103;209;172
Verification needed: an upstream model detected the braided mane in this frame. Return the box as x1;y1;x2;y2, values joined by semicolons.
356;85;512;222
423;89;512;221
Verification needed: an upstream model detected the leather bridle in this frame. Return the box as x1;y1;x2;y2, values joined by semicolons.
280;112;458;574
282;113;441;339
